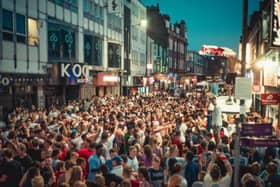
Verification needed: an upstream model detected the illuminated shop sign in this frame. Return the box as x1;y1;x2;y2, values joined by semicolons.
272;0;280;46
199;45;236;57
0;75;10;86
61;64;89;78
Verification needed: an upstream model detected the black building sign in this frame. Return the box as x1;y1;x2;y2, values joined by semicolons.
48;22;76;61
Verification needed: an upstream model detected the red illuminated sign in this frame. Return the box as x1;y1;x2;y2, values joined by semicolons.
199;45;236;57
261;93;279;105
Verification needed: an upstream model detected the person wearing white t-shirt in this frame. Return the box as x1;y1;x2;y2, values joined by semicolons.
127;146;139;172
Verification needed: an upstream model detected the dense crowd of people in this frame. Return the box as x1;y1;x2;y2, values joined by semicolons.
0;90;280;187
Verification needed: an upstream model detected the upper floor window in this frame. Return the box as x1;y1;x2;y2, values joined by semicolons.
16;14;26;43
84;34;103;66
2;9;13;41
108;43;121;67
48;22;76;61
49;0;78;12
2;9;26;43
3;9;13;31
83;0;104;23
28;18;39;46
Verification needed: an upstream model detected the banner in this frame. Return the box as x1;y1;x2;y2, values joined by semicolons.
240;123;273;136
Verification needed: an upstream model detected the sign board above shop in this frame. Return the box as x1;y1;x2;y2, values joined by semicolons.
261;93;279;105
60;64;89;84
240;123;273;137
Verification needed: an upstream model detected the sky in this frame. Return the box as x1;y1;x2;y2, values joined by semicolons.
142;0;261;53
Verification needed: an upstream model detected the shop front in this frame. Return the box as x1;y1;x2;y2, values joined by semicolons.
93;72;120;96
153;73;168;91
44;63;90;107
0;73;46;120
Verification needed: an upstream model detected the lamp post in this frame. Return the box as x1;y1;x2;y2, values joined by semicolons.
234;1;248;187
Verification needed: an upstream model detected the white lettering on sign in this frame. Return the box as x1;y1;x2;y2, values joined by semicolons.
0;76;10;86
61;64;89;78
103;75;119;82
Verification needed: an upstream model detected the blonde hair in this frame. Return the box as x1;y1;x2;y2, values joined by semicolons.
73;180;87;187
120;179;132;187
69;166;83;187
168;174;187;187
31;176;44;187
123;166;133;179
93;174;105;186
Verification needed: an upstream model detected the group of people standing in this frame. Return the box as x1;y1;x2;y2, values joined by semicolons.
0;91;279;187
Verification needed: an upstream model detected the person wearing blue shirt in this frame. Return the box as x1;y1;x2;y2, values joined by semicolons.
185;151;198;187
88;144;106;181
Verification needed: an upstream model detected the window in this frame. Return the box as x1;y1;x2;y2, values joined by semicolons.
83;0;89;13
93;36;102;66
2;9;13;41
16;14;25;34
48;22;76;61
16;14;26;43
108;43;121;67
50;0;77;12
28;18;39;46
2;9;13;31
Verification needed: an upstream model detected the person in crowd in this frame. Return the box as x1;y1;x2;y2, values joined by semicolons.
55;161;66;187
88;143;106;181
111;155;124;178
2;90;280;187
140;145;153;168
14;143;33;173
19;166;41;187
99;164;123;186
0;148;23;187
168;174;188;187
184;150;198;187
211;97;222;144
68;166;84;187
137;167;151;187
127;146;139;172
57;160;74;186
31;176;45;187
148;156;164;187
76;157;87;179
203;151;232;187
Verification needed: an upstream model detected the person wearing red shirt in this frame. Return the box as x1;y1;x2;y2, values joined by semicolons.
172;131;183;156
55;161;65;187
77;141;97;177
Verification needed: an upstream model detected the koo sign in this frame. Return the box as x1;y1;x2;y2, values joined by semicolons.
61;64;89;78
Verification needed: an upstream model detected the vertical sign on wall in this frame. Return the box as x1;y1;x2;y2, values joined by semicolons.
271;0;280;47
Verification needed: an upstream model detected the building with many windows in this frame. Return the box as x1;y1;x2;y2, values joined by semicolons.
0;0;124;118
123;0;147;95
147;4;187;91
